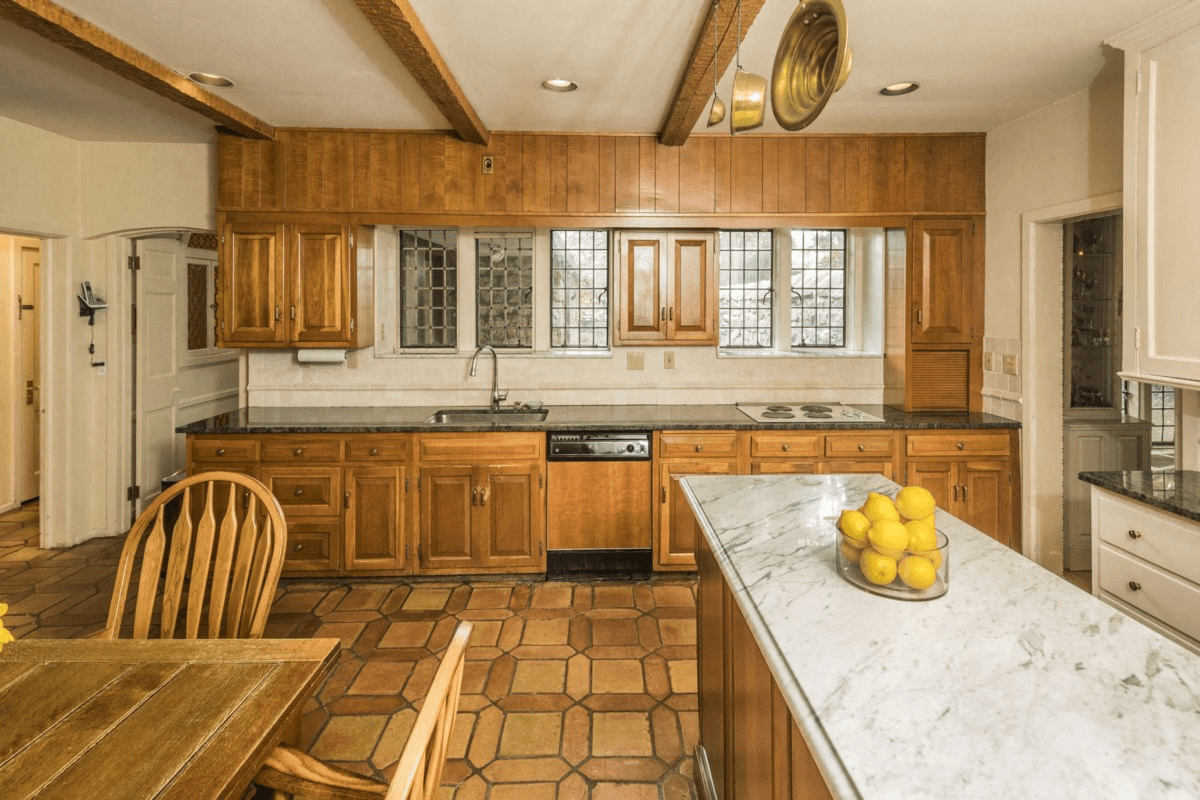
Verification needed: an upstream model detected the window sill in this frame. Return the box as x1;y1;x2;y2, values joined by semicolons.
718;348;883;359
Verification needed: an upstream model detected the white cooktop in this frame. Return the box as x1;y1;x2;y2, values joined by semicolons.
736;402;884;424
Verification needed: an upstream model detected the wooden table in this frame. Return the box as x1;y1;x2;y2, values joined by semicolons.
0;637;339;800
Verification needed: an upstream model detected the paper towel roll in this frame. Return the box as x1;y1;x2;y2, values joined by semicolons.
295;349;347;364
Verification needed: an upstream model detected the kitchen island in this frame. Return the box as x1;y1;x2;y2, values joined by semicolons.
682;472;1200;799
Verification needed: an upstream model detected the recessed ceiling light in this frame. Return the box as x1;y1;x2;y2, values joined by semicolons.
541;78;578;93
188;72;234;88
879;81;919;96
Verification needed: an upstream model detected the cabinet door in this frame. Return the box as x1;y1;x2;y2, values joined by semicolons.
656;460;738;570
910;218;978;344
419;465;478;571
959;460;1012;549
285;518;341;573
290;223;353;346
220;221;285;346
667;233;717;343
481;463;544;570
905;460;955;516
345;466;407;571
618;233;668;342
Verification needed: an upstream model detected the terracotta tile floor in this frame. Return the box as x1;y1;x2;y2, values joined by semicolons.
0;502;698;799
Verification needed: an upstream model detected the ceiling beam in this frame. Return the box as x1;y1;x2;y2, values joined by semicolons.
352;0;490;146
0;0;275;140
659;0;766;147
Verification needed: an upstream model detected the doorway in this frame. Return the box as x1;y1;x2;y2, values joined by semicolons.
3;235;42;511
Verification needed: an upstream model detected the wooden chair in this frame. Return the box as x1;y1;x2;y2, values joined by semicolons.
255;620;474;800
100;471;288;640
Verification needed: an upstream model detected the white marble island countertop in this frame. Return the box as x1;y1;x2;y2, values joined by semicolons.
681;473;1200;800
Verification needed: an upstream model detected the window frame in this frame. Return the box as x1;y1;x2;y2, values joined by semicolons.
549;228;612;352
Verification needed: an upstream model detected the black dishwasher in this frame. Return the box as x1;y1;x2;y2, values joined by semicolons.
546;431;653;576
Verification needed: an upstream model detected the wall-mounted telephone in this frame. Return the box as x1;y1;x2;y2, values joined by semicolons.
78;281;106;310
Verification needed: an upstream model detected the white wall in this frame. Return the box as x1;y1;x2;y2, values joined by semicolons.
985;74;1129;572
0;114;216;546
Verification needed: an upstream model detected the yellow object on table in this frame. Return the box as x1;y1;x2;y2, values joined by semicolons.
0;601;14;652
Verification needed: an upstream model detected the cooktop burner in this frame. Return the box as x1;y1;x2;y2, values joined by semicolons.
736;402;885;424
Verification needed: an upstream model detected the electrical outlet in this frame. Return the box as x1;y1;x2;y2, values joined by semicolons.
664;351;676;369
1002;354;1018;375
983;352;994;371
627;352;644;371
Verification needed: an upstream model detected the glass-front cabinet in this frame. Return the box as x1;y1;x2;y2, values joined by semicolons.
1064;214;1122;417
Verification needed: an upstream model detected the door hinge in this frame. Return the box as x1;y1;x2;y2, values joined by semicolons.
539;474;544;489
350;318;355;334
1135;69;1142;95
128;255;140;271
405;543;410;558
127;485;141;501
405;476;410;492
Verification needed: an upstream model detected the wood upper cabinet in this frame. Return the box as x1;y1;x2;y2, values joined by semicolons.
617;231;717;345
910;218;980;345
416;433;546;575
219;216;372;349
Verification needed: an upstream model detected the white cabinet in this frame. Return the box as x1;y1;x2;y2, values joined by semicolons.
1090;486;1200;654
1063;419;1150;570
1110;9;1200;389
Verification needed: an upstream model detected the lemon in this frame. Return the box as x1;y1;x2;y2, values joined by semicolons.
859;548;898;585
920;513;936;528
838;540;864;565
861;492;900;522
911;547;944;571
841;532;868;550
868;518;908;552
904;519;937;553
838;509;871;545
897;555;937;590
895;486;936;520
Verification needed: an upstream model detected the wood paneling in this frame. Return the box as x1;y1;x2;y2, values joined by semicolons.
217;131;986;219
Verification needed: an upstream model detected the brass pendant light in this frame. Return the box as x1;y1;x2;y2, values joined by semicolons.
706;0;726;127
730;0;767;133
771;0;852;131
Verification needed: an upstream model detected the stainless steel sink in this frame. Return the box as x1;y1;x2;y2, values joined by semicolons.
424;407;548;424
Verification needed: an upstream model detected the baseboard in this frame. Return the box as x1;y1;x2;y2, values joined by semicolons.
546;548;652;578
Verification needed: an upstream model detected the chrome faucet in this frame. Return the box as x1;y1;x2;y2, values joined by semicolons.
469;345;507;410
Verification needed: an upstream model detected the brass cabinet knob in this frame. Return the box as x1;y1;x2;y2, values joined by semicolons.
858;444;865;452
1127;530;1142;540
216;448;226;456
956;442;965;451
293;544;303;552
1128;580;1142;592
695;444;704;452
369;448;379;456
293;448;303;456
293;488;304;497
782;444;790;452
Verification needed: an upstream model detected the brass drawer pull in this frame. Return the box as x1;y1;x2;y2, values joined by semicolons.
369;448;379;456
695;444;704;453
1128;581;1142;592
293;488;304;497
956;442;965;451
857;444;865;452
293;544;303;552
293;448;303;456
472;487;479;506
953;485;960;501
216;448;226;456
782;444;790;452
1127;530;1142;540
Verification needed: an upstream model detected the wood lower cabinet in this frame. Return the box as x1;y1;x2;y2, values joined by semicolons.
745;431;897;480
416;433;546;575
654;432;740;571
345;467;407;571
903;430;1019;550
697;529;833;800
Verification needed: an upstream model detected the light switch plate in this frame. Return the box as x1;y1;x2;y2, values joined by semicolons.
627;352;644;371
983;352;994;371
1002;354;1018;375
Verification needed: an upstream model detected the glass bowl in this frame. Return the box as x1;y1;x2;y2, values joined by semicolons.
835;528;949;600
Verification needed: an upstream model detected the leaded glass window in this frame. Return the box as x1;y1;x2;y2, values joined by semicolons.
719;231;773;348
476;233;533;348
550;230;609;349
790;229;846;347
400;229;457;348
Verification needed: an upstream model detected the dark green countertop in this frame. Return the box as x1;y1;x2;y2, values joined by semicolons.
1078;470;1200;523
178;404;1020;434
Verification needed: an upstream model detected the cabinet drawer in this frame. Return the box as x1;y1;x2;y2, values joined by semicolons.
1098;544;1200;643
750;461;819;475
658;431;739;458
1095;491;1200;585
345;436;409;462
825;432;895;458
191;438;259;462
747;433;821;458
260;467;343;516
261;438;343;462
905;432;1010;457
417;433;543;462
283;520;340;572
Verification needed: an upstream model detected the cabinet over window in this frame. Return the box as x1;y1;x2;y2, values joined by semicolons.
617;231;717;345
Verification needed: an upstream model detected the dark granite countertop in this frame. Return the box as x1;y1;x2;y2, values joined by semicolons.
178;404;1019;435
1078;470;1200;523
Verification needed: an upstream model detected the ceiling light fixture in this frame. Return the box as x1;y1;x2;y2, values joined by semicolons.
541;78;578;92
879;81;919;96
188;72;234;88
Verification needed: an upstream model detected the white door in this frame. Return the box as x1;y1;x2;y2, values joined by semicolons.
135;239;182;515
18;243;40;502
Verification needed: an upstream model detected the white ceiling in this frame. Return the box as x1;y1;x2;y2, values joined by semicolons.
0;0;1178;143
